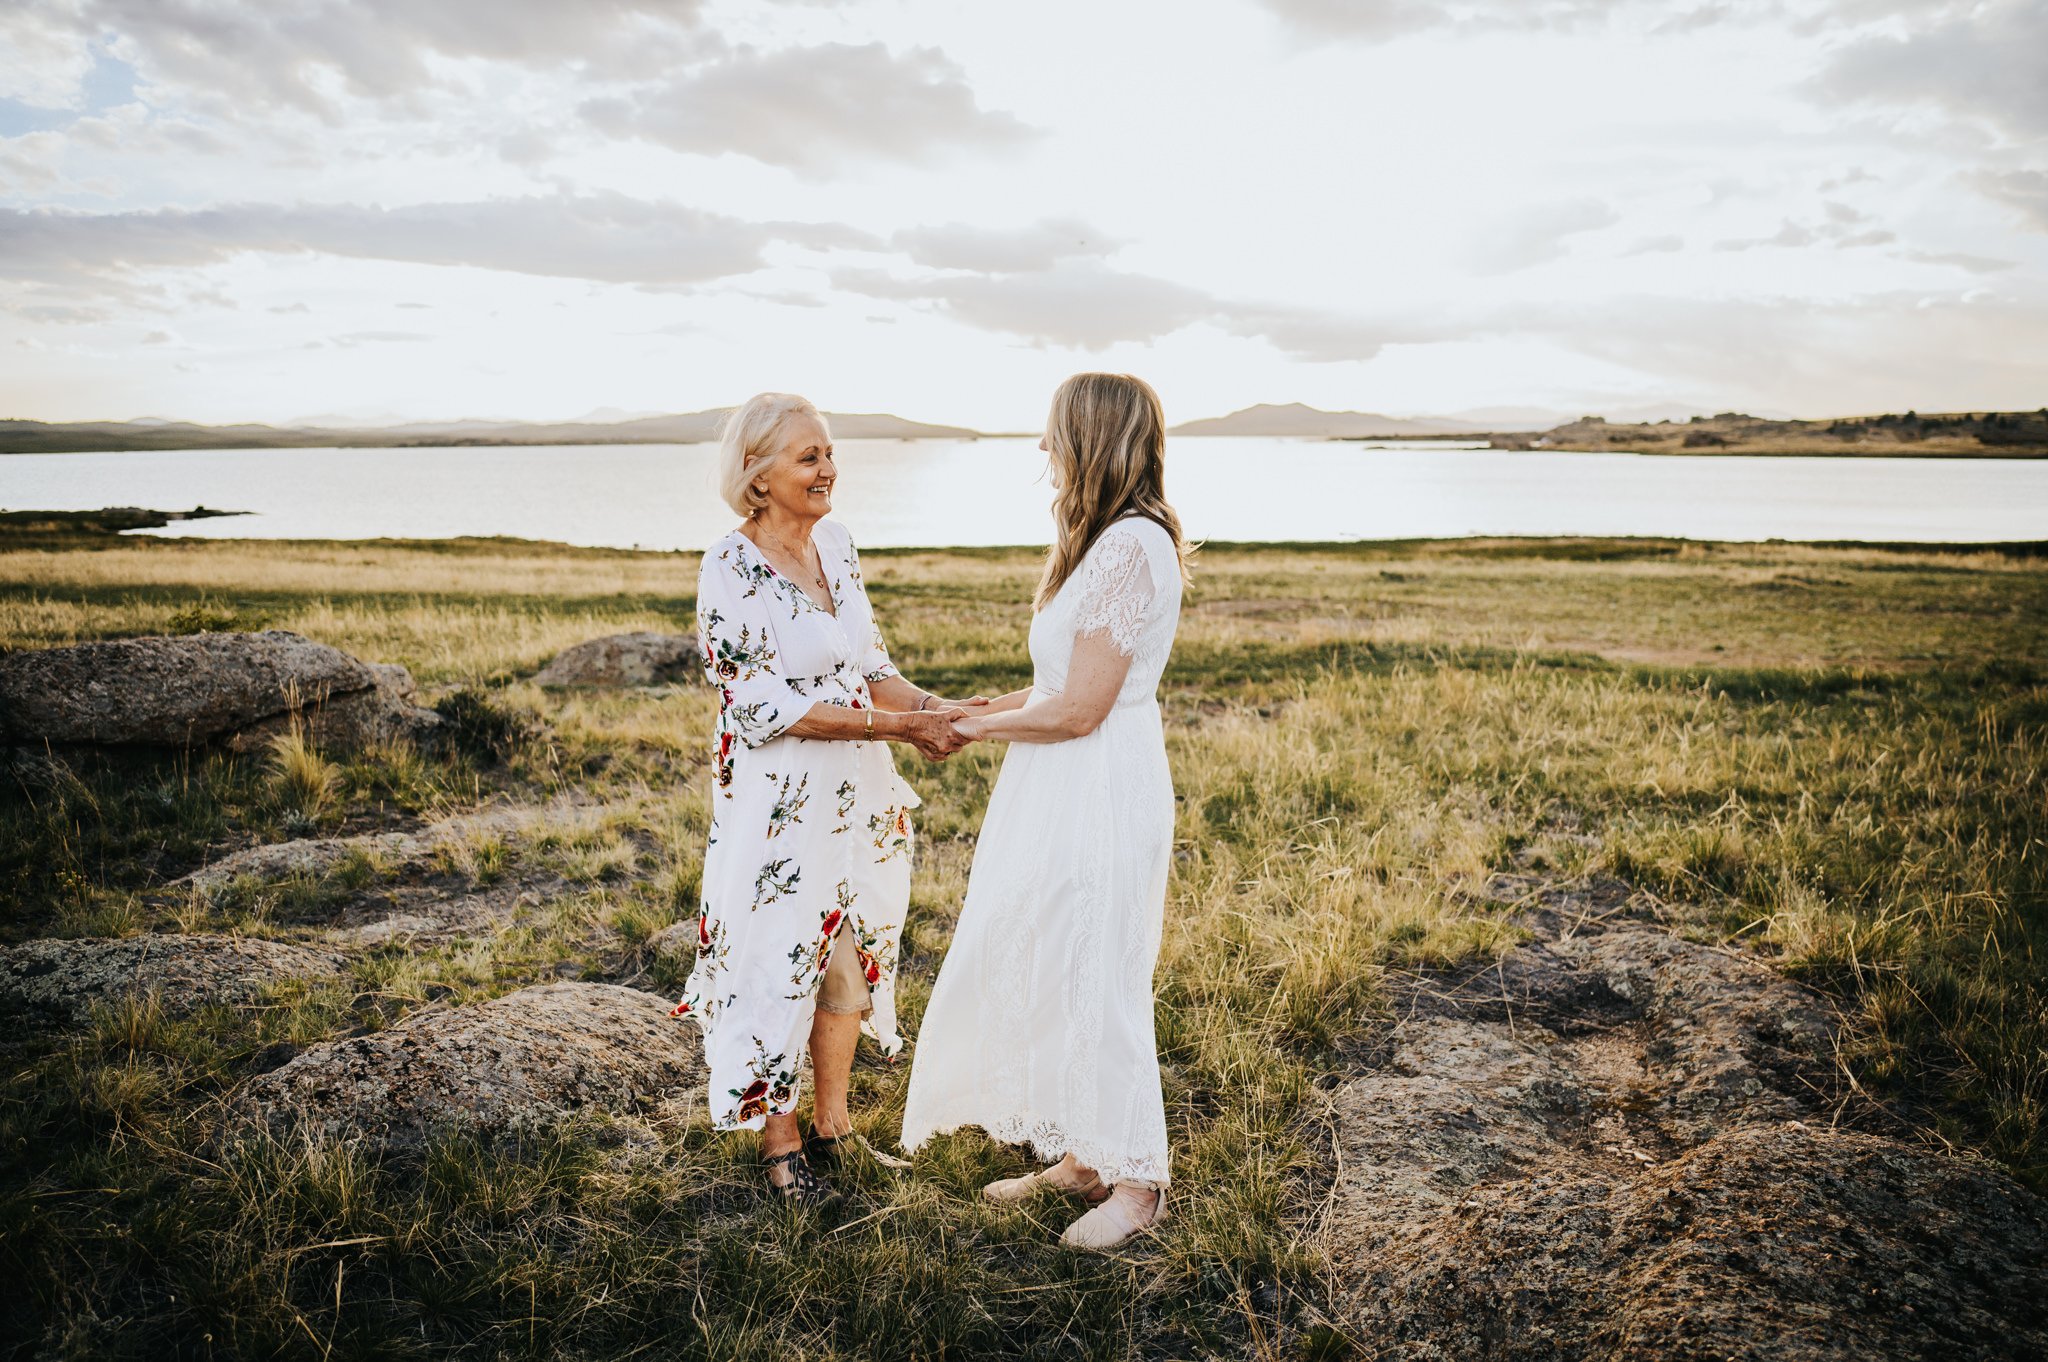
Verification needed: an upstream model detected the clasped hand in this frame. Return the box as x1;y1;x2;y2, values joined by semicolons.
903;696;989;761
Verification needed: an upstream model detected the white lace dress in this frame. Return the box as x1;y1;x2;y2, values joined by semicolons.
900;517;1182;1186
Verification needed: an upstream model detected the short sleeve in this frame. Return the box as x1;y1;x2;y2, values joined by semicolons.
698;544;805;748
840;525;900;683
1071;525;1156;658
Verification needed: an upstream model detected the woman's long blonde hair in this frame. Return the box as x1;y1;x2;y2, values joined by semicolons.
1035;372;1193;610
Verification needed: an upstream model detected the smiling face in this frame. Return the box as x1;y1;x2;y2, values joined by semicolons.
752;413;836;523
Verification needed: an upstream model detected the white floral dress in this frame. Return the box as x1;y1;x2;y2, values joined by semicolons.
671;518;920;1131
901;517;1182;1185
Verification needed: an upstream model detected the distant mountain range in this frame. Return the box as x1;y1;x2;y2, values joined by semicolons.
1167;403;1521;438
0;409;981;454
12;401;2007;456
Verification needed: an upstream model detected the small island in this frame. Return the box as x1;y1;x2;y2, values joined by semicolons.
1487;409;2048;458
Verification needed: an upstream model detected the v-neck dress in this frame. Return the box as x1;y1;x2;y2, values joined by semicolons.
670;518;921;1130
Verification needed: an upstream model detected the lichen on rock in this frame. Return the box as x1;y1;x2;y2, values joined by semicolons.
1319;882;2048;1360
0;933;346;1025
232;982;705;1149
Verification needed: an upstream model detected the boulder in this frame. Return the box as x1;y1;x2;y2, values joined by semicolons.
646;918;700;960
0;934;346;1025
234;982;703;1148
533;632;700;687
175;800;556;893
0;630;438;750
1321;889;2048;1360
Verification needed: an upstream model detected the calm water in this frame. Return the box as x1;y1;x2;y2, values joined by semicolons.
3;439;2043;548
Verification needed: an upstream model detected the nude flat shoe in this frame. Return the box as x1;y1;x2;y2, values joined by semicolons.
1059;1185;1168;1251
983;1165;1110;1205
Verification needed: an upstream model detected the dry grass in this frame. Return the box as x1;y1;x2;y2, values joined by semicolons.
0;530;2042;1358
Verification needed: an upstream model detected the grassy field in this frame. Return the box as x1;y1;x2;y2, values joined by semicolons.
2;528;2044;1359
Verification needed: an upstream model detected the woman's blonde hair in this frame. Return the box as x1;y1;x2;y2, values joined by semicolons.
718;392;827;518
1035;372;1193;610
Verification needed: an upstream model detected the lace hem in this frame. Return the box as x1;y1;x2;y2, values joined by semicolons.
903;1109;1170;1187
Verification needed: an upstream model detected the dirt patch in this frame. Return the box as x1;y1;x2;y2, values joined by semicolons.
1314;878;2048;1360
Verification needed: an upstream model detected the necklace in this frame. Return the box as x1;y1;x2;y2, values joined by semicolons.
749;522;829;592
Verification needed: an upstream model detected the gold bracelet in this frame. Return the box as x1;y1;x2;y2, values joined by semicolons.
917;693;931;711
864;707;874;741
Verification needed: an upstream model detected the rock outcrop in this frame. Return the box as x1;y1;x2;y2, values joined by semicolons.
0;630;438;750
172;798;623;944
0;934;346;1025
645;919;699;960
533;631;700;687
234;982;702;1147
1321;879;2048;1360
176;801;560;893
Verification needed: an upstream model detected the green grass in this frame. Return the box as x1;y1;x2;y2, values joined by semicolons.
1;532;2043;1358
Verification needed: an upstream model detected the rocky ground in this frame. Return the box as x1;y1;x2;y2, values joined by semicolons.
9;832;2042;1358
6;626;2045;1359
0;933;346;1025
1314;874;2048;1361
168;793;626;945
232;981;703;1148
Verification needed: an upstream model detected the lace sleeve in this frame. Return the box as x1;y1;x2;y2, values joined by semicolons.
1072;526;1156;657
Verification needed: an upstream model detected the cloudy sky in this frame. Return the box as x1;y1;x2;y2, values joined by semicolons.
2;0;2044;429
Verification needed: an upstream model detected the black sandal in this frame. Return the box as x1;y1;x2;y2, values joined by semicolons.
803;1130;846;1168
763;1148;842;1209
807;1129;912;1172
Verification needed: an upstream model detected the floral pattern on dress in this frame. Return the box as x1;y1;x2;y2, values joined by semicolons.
867;804;912;863
677;519;921;1130
731;1040;800;1124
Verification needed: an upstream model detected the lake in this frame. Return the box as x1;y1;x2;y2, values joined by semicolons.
3;438;2043;548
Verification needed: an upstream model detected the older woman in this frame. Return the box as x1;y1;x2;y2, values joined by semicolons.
671;392;972;1206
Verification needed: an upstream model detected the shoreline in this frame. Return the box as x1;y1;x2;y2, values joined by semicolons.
7;437;2046;459
4;512;2040;558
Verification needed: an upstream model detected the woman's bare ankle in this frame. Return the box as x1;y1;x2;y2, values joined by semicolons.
762;1113;802;1160
1046;1155;1100;1189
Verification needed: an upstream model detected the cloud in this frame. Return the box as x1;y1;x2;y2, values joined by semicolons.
332;331;430;346
833;262;1214;350
0;193;835;292
0;9;99;108
833;257;1426;361
1250;0;1806;41
579;43;1034;174
1212;304;1422;363
0;102;229;195
1468;198;1620;274
1253;0;1638;40
1968;169;2048;233
1812;1;2048;140
1521;289;2048;413
1715;208;1897;251
8;0;712;117
890;218;1117;273
15;303;113;324
1899;250;2015;273
1624;234;1685;255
